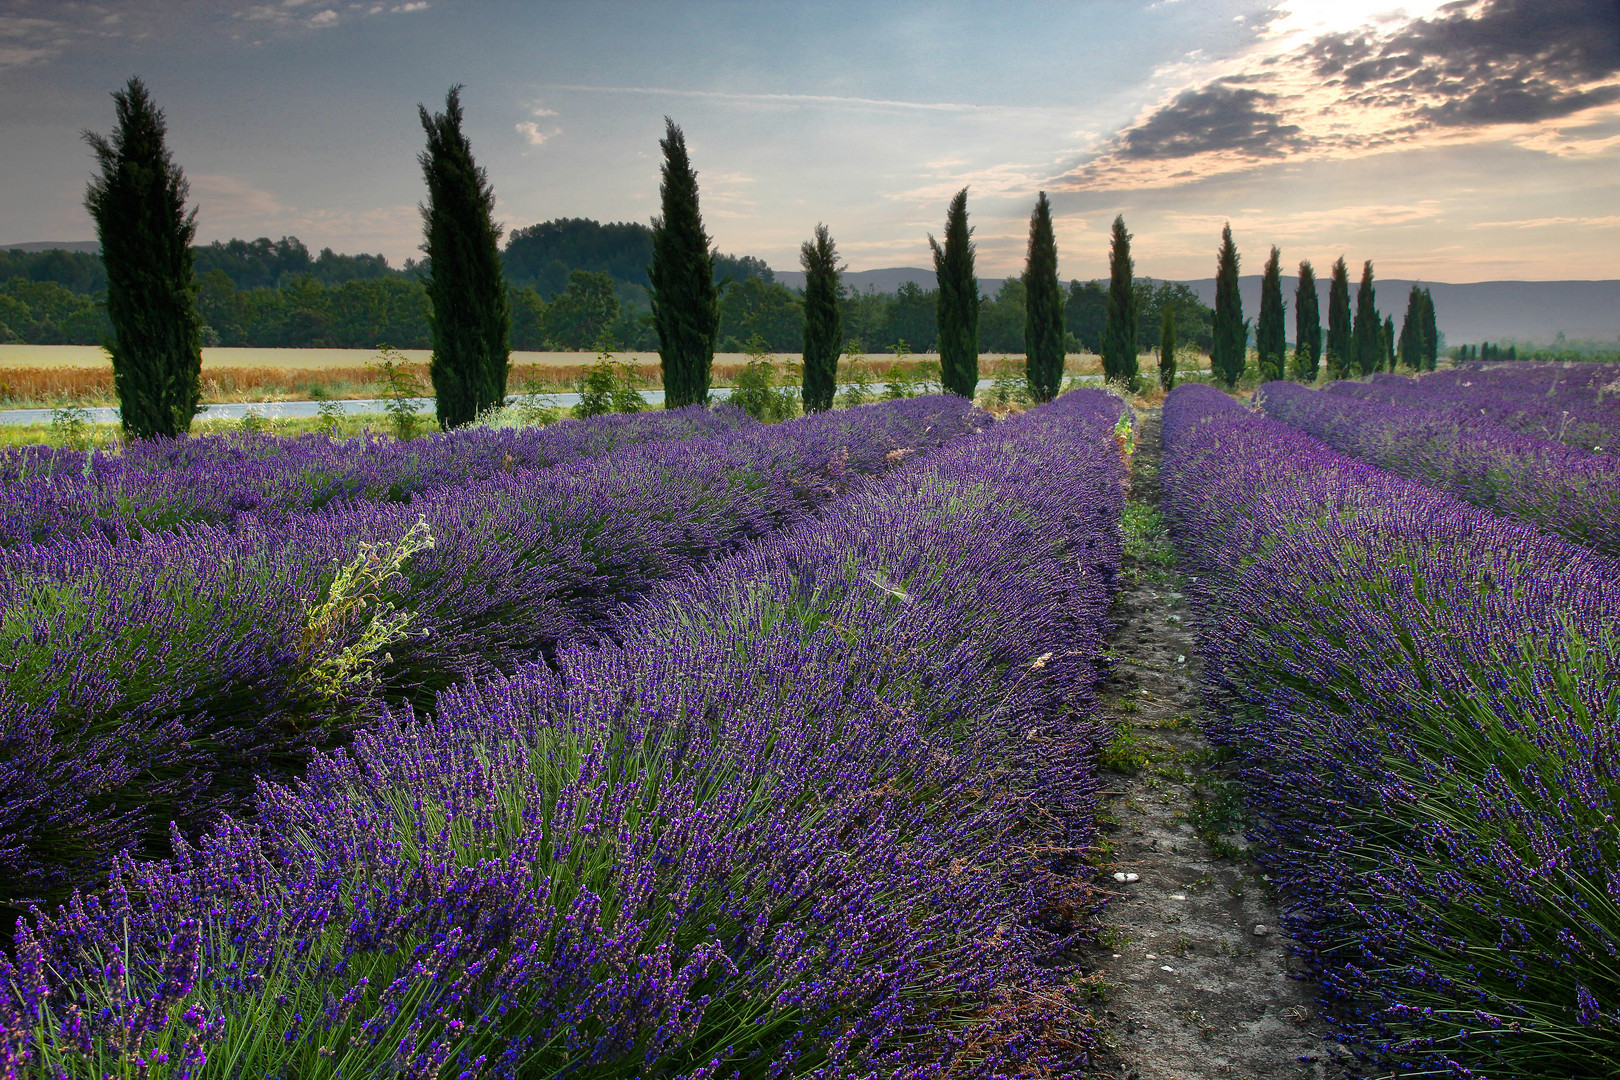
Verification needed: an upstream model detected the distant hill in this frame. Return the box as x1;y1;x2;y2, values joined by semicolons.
776;267;1620;345
1;240;100;254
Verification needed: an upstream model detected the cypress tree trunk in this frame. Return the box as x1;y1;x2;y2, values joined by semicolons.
418;86;510;430
1257;245;1286;382
650;117;719;408
1022;192;1064;402
800;223;842;413
83;77;204;440
1382;313;1396;372
1211;224;1245;388
1421;288;1439;370
1101;215;1139;389
1159;304;1177;391
1352;260;1379;377
1325;257;1353;379
1293;260;1321;382
930;188;979;397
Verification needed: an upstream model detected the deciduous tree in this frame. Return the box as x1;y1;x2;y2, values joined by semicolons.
1159;304;1177;391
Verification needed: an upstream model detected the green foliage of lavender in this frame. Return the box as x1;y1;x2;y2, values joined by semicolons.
1162;383;1620;1077
2;391;1125;1079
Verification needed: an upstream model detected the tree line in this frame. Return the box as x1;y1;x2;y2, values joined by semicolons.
75;75;1444;437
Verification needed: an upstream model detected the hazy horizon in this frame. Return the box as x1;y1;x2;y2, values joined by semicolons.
2;0;1616;282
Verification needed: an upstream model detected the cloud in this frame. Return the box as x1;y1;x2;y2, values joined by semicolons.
515;121;557;146
1061;0;1620;190
0;14;70;71
308;9;338;27
1115;82;1311;159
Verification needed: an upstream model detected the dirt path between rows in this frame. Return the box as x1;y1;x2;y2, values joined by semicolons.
1079;409;1348;1080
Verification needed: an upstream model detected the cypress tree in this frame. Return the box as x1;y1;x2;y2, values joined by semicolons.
1257;245;1286;382
1383;313;1396;372
83;77;204;439
799;223;842;413
1421;288;1439;370
1101;214;1139;389
1398;285;1424;369
1293;260;1321;382
418;85;509;429
1211;224;1246;388
1325;257;1353;379
1159;304;1177;391
649;117;719;408
929;187;979;397
1352;259;1379;377
1023;192;1064;402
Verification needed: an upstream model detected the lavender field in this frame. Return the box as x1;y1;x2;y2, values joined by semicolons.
0;391;1129;1077
5;364;1620;1078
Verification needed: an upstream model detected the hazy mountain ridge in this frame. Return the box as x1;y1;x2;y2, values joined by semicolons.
774;267;1620;345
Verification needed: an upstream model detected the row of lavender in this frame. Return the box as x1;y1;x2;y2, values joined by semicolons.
1255;379;1620;557
0;405;754;547
1;390;1127;1080
1325;361;1620;453
1162;383;1620;1077
0;396;987;909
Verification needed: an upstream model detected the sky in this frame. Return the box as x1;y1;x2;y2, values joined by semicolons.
1;0;1617;282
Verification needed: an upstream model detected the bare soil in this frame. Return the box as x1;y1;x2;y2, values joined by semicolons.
1080;409;1349;1080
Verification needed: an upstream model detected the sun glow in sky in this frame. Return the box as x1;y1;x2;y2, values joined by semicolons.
0;0;1616;282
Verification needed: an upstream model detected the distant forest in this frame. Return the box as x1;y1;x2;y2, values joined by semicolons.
0;218;1216;355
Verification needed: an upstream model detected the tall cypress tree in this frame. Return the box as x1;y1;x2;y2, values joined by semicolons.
800;223;842;413
418;85;509;429
1159;304;1177;391
1293;260;1321;382
84;77;204;440
930;187;979;397
1398;285;1424;369
1421;288;1439;371
1325;257;1353;379
1352;260;1380;377
1382;313;1396;372
1211;224;1246;388
1023;192;1065;402
1257;245;1286;382
1101;215;1139;389
650;117;719;408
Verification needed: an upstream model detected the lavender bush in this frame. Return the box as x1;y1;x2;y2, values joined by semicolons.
1325;361;1620;453
1256;379;1620;556
1162;383;1620;1077
0;404;752;547
0;396;988;908
0;391;1127;1079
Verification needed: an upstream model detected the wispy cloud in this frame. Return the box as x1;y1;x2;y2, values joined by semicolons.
536;82;1043;116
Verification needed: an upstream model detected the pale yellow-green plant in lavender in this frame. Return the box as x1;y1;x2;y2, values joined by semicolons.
299;517;435;704
369;344;428;440
48;400;92;450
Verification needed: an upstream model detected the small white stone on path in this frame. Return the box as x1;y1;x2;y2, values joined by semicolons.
1160;965;1176;973
1171;894;1187;901
1176;654;1186;664
1112;871;1141;883
1253;924;1270;937
1113;954;1122;959
1145;953;1157;960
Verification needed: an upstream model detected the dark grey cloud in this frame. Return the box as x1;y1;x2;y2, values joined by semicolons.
1115;82;1311;159
1309;0;1620;127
